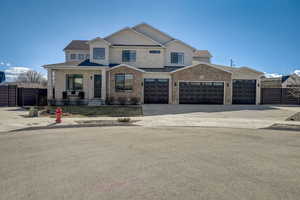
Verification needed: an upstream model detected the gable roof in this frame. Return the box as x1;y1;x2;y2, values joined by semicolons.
88;37;111;45
63;40;89;51
171;62;232;74
194;50;212;58
104;27;164;47
164;39;196;51
133;23;174;44
212;64;263;77
107;64;146;72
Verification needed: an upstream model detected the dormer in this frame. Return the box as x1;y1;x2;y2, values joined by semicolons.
88;37;111;65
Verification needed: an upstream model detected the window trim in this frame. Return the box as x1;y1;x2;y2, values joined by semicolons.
149;50;161;54
122;50;136;62
93;48;105;60
115;73;134;92
170;52;184;64
70;54;76;60
66;74;83;91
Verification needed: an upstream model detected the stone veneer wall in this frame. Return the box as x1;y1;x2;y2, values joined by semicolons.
107;66;144;103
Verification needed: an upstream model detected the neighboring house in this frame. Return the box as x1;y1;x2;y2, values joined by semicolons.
43;23;263;105
262;74;300;88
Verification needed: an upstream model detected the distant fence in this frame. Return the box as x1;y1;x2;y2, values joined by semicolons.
0;85;17;106
261;88;300;105
0;85;47;107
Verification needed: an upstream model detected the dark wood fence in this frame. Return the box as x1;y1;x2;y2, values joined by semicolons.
0;85;17;106
0;85;47;107
261;88;300;105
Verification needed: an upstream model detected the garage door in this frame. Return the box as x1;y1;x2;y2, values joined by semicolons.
179;82;224;104
144;79;169;104
232;80;256;104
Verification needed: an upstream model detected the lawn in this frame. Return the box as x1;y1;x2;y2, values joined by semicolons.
44;105;143;117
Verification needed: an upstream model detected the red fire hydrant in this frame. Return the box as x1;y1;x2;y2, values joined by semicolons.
55;107;62;123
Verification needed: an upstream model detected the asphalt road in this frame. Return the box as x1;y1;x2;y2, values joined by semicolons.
0;126;300;200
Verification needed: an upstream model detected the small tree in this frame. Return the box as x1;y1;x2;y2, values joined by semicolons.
16;70;47;87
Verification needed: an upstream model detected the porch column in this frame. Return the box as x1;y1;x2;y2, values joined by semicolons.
47;68;53;99
101;69;106;101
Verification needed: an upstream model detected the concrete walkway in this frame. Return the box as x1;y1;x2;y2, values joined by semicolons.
0;105;300;132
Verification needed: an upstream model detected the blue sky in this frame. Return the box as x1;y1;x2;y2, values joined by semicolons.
0;0;299;80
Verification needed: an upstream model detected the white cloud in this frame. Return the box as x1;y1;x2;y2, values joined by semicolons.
0;62;4;66
264;72;282;78
6;62;11;67
294;70;300;76
4;67;30;82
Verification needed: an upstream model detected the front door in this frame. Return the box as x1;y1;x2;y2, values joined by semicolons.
94;75;102;98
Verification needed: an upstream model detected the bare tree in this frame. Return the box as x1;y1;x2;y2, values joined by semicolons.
16;70;47;87
287;74;300;102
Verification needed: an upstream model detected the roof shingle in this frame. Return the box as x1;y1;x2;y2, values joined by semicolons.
63;40;89;51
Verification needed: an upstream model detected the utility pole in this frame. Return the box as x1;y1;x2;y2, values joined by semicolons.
230;59;235;67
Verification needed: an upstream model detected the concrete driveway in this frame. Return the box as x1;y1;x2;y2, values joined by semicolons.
1;126;300;200
139;104;300;129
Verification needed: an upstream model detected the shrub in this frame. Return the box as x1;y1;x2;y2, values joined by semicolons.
130;97;140;105
28;107;39;117
117;117;131;123
117;96;127;105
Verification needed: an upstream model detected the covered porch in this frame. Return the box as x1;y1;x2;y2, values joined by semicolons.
46;65;107;106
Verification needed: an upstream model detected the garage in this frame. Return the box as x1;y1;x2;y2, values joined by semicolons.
144;79;169;104
232;80;256;104
179;82;224;104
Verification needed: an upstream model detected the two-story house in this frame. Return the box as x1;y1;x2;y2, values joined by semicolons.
43;23;263;105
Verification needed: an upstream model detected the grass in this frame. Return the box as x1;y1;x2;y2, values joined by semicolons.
44;105;143;117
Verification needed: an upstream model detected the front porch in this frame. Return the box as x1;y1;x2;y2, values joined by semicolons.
46;66;107;106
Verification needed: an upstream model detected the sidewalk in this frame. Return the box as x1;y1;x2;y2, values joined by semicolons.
1;107;300;132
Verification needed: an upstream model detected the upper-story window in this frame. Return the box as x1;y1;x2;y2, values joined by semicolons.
93;48;105;60
122;50;136;62
149;50;160;54
171;52;184;64
70;54;76;60
78;54;85;60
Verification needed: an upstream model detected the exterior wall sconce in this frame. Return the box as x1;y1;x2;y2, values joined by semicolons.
174;82;177;87
227;83;230;87
90;76;93;80
141;82;143;86
257;83;260;87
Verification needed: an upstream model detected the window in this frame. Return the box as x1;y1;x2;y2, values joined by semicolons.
122;50;136;62
66;74;83;91
78;54;85;60
171;52;184;64
93;48;105;60
115;74;133;92
149;50;160;54
70;54;76;60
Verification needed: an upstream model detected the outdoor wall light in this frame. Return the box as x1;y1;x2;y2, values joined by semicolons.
174;82;177;87
227;83;230;87
141;82;143;86
257;83;260;87
90;76;93;80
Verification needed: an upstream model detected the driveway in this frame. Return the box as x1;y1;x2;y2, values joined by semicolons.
139;104;300;129
0;126;300;200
